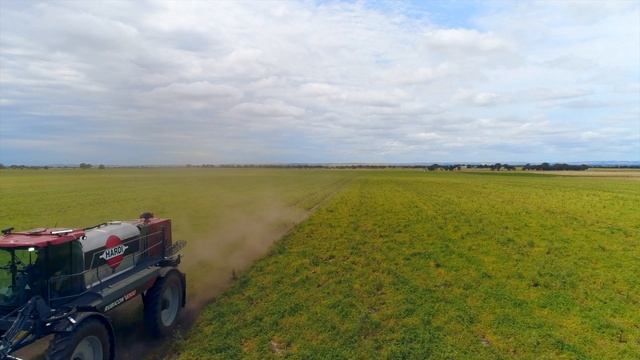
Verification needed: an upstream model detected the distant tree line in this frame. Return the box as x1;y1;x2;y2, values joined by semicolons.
604;165;640;169
522;163;589;171
0;163;106;170
425;163;518;171
426;164;462;171
78;163;106;169
193;164;429;169
197;162;575;171
465;163;516;170
0;164;50;170
1;162;639;170
425;162;616;171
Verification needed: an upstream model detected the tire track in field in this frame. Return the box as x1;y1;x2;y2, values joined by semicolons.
287;176;354;211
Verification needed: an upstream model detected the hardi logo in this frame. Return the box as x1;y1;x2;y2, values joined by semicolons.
100;235;129;269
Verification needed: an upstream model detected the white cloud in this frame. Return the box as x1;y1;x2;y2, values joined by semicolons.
410;132;442;141
383;63;459;85
423;28;512;52
0;0;638;164
453;90;503;106
300;83;341;97
141;82;243;109
230;100;305;118
527;88;591;102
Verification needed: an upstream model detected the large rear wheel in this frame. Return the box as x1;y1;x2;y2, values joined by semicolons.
144;272;183;336
47;318;112;360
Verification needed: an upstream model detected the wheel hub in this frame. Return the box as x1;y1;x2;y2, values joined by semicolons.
160;281;180;326
72;335;103;360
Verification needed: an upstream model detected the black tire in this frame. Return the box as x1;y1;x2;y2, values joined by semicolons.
144;272;183;337
47;318;111;360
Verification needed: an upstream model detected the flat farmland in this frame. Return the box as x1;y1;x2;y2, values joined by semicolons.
0;168;355;300
1;169;639;359
0;168;355;359
176;170;640;359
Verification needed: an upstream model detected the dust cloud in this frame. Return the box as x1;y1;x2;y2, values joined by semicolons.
179;200;307;325
115;199;312;360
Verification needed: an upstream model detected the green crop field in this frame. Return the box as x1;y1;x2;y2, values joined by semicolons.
176;170;640;360
0;167;354;297
1;168;639;359
0;168;354;359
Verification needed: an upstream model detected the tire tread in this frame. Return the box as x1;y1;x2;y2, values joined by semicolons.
46;318;111;360
144;272;182;337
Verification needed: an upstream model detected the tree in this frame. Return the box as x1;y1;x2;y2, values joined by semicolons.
98;164;105;169
79;163;93;169
523;162;588;171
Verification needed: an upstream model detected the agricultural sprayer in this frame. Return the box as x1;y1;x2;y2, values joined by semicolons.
0;213;186;359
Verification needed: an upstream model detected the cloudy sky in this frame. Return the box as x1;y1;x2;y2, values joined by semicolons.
1;0;638;165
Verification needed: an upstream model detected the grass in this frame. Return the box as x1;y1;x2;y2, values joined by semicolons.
0;168;354;359
1;168;638;359
176;170;640;359
0;168;351;231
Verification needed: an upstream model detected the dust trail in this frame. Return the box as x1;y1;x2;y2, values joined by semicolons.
179;200;308;325
178;177;352;316
117;199;314;360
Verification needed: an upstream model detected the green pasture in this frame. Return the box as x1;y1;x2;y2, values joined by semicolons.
1;169;639;359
